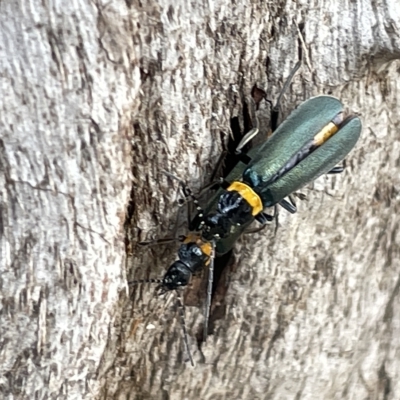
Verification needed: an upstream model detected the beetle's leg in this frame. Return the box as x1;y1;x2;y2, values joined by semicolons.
243;221;269;235
162;170;223;215
162;170;197;203
180;186;205;227
162;170;205;226
289;194;297;208
203;241;216;341
235;128;260;155
279;197;297;214
176;291;195;366
209;150;228;182
187;154;226;199
255;212;274;225
196;177;224;196
234;89;263;156
244;210;274;233
293;192;307;201
274;206;280;235
249;206;280;235
276;193;304;233
236;61;301;156
328;166;344;174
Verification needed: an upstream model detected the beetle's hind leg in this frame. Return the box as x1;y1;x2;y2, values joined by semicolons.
203;241;216;341
243;221;269;235
244;59;301;153
279;195;298;214
328;165;344;174
234;88;264;156
243;207;276;234
176;291;195;366
235;127;260;155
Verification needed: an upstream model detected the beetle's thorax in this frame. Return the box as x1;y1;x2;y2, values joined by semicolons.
199;181;262;241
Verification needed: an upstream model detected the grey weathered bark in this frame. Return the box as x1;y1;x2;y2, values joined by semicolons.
1;0;400;399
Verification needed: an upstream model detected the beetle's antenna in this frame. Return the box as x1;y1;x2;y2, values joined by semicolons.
295;21;313;74
203;240;216;341
128;278;164;301
139;236;185;246
267;60;301;132
176;290;194;366
274;60;301;113
128;278;163;285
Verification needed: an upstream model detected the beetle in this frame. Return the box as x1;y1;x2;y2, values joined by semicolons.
181;95;362;342
130;67;362;365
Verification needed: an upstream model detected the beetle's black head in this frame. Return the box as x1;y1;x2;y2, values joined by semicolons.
178;242;209;273
160;261;191;292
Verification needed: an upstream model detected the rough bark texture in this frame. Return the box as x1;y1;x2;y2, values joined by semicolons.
1;0;400;399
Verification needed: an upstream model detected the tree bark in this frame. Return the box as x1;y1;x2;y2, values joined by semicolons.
1;0;400;399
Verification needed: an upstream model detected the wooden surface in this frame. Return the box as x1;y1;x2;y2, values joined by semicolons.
1;0;400;399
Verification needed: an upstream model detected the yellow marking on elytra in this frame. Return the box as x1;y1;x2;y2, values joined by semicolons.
313;122;339;146
227;181;263;216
